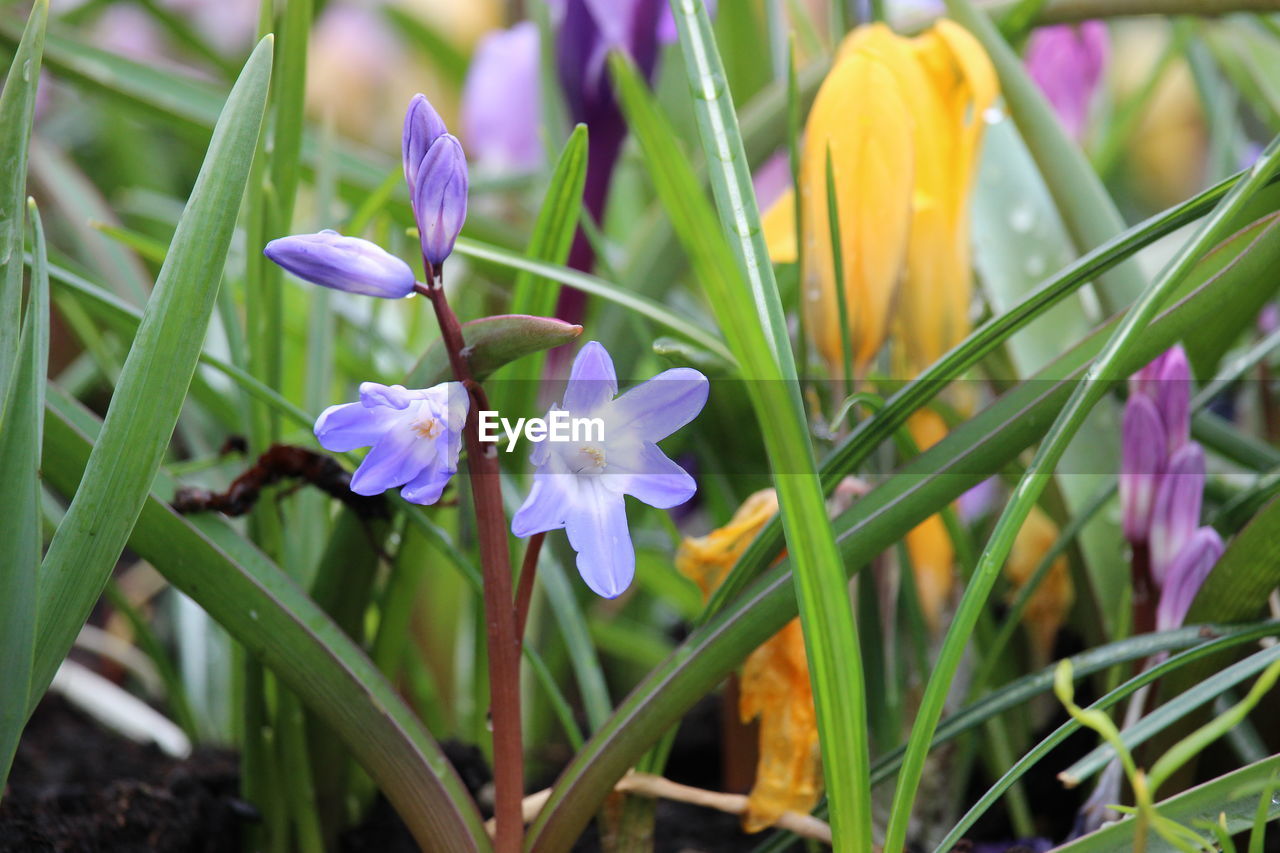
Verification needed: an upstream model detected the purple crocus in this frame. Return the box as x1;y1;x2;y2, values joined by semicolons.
461;22;543;173
315;381;468;505
264;230;415;298
1025;21;1109;143
1148;442;1205;585
511;341;709;598
402;94;469;271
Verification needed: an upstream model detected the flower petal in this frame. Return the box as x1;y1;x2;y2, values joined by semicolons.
1149;442;1205;586
608;367;709;443
511;471;571;536
1119;393;1166;544
350;424;427;495
563;340;618;415
1155;526;1223;631
359;382;419;410
403;93;448;188
608;440;696;509
564;479;635;598
314;402;399;452
399;453;454;505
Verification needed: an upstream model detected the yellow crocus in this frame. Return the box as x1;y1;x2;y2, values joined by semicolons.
905;409;955;630
677;490;822;833
763;20;998;377
1005;505;1074;665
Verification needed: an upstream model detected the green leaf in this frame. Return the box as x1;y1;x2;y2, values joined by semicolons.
40;392;489;852
1053;758;1280;852
453;237;732;363
0;0;45;411
1191;497;1280;626
620;6;873;845
0;198;50;788
30;37;273;701
500;124;588;420
407;314;583;390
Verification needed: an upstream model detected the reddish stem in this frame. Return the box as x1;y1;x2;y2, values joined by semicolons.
515;532;546;641
416;279;523;853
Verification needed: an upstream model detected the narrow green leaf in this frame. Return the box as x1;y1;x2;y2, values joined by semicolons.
0;199;50;788
453;237;733;362
500;124;589;420
0;0;45;410
30;37;273;701
40;394;489;852
269;0;312;234
408;314;583;388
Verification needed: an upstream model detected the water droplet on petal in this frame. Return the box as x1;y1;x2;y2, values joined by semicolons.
983;107;1005;125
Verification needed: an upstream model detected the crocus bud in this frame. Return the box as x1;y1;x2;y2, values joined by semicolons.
263;230;415;299
403;93;448;189
1119;394;1166;544
1150;345;1191;452
412;133;469;267
1149;442;1205;585
1155;526;1223;631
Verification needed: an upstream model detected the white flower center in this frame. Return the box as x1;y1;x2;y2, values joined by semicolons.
411;416;444;440
568;444;607;475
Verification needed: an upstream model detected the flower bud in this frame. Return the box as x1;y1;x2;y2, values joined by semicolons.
1024;22;1109;142
1119;393;1166;544
1149;442;1205;585
263;230;415;299
411;133;469;267
402;93;448;189
1155;526;1223;631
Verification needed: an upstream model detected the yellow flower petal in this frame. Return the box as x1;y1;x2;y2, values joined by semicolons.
761;188;798;265
1005;506;1074;664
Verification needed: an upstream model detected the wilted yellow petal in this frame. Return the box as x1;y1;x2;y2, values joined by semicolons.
677;490;823;833
1005;506;1074;664
801;47;914;375
739;619;822;832
761;188;798;265
676;489;780;599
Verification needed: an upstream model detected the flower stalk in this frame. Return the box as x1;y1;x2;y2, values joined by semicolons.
415;279;524;853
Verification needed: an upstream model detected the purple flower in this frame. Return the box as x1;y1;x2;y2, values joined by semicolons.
461;22;543;173
1149;443;1205;586
264;230;415;298
1155;526;1224;631
402;95;469;270
511;341;708;598
1025;21;1109;142
315;381;468;505
1121;345;1193;544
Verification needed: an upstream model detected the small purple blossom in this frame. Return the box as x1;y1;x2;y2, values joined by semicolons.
1149;443;1206;586
1025;21;1109;142
315;381;468;505
1155;527;1224;631
402;94;469;270
264;230;415;298
1121;345;1193;544
461;22;543;173
511;342;708;598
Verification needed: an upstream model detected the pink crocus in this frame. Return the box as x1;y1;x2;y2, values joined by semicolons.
1025;21;1109;142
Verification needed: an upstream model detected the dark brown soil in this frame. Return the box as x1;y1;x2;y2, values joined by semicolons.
0;696;245;853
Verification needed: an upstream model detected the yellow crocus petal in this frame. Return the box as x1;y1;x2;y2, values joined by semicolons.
676;489;780;599
906;409;955;631
1005;506;1074;664
801;49;914;375
739;619;823;833
761;188;798;265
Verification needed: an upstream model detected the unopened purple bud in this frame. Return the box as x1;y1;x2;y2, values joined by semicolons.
403;93;448;189
412;133;469;267
461;22;543;173
1155;527;1223;631
1025;21;1108;142
1119;394;1166;544
1153;346;1191;452
1149;442;1205;586
264;230;415;299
